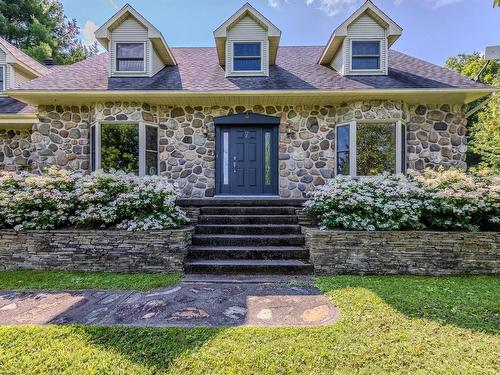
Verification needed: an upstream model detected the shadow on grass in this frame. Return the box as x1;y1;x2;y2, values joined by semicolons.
315;275;500;335
79;325;222;373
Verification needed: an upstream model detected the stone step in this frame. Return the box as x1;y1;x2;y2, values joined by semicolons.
188;246;309;260
182;274;314;284
178;198;307;207
194;224;302;235
197;215;298;225
200;206;297;216
184;259;314;275
191;234;306;247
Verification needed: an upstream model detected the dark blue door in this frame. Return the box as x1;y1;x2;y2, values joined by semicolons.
216;125;278;195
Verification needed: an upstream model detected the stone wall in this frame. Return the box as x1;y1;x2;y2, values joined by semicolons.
304;229;499;276
0;127;33;172
0;101;467;198
0;228;193;273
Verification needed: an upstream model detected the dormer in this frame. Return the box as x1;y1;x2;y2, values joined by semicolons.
318;0;402;76
214;3;281;77
95;3;176;78
0;37;49;94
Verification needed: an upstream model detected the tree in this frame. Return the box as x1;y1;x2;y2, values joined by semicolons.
494;0;500;7
0;0;95;64
445;53;500;171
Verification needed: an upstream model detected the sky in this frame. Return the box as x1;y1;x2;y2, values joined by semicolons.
62;0;499;66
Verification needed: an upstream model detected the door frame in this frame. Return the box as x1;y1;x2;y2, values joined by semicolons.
214;113;280;196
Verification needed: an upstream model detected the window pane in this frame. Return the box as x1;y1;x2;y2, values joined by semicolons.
352;57;380;70
146;125;158;151
337;151;350;176
90;125;96;171
356;123;396;176
234;58;261;71
336;125;350;151
0;66;3;89
352;41;379;55
117;59;144;72
223;131;229;185
146;151;158;176
117;43;144;58
401;124;406;174
101;124;139;174
234;43;260;56
264;131;271;185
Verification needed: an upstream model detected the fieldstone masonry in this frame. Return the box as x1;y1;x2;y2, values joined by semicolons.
0;101;468;197
305;229;499;276
0;228;193;273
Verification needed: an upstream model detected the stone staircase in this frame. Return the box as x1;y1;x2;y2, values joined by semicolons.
184;201;313;275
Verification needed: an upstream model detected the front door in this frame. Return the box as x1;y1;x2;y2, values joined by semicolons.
216;125;278;195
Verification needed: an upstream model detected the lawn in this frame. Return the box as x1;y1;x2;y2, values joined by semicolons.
0;275;498;374
0;270;181;291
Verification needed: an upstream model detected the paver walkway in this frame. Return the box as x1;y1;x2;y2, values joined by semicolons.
0;281;339;327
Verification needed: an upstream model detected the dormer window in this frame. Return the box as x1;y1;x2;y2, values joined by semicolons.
351;41;380;70
233;42;262;72
116;43;145;72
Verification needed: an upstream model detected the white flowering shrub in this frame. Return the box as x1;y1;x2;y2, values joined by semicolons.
71;171;187;231
412;168;499;231
305;169;499;231
305;173;427;231
0;168;77;230
0;169;187;231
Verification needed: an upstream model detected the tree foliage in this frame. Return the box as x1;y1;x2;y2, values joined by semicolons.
0;0;96;64
445;53;500;171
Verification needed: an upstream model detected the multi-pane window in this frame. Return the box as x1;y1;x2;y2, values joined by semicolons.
233;42;261;71
0;66;4;91
116;43;145;72
335;121;406;177
351;41;380;70
90;123;158;176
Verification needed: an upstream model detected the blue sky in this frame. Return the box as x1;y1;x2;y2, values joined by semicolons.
63;0;499;66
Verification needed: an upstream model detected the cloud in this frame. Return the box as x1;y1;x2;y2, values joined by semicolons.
268;0;359;16
395;0;464;7
82;20;98;46
107;0;120;10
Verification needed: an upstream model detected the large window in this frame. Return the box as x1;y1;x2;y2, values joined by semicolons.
0;66;4;91
335;121;406;176
233;42;262;71
351;41;380;70
116;43;145;72
90;123;158;176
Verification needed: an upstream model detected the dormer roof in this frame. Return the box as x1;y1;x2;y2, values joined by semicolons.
0;37;50;78
213;2;281;66
318;0;402;65
95;3;176;66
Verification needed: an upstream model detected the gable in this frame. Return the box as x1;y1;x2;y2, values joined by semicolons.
347;14;385;38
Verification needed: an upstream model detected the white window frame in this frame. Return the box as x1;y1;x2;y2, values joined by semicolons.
231;41;264;74
335;120;406;177
349;39;382;73
113;41;147;74
90;121;159;176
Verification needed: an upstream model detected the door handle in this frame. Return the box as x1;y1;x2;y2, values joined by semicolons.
233;161;236;173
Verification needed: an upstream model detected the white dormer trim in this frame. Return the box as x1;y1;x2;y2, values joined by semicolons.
95;3;176;77
214;2;281;73
318;0;402;69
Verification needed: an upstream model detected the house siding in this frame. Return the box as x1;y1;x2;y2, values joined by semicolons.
345;14;387;75
226;15;269;76
12;67;33;87
0;101;467;198
109;16;150;77
0;49;11;90
330;40;345;74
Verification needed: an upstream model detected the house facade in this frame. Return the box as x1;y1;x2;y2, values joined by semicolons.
0;1;494;198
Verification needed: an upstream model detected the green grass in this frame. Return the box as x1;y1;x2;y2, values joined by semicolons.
0;270;181;291
0;275;498;374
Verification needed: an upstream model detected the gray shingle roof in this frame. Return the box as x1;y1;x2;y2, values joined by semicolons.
0;96;36;115
0;37;50;76
16;46;487;92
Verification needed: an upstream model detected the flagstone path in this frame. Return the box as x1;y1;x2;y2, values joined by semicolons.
0;281;339;327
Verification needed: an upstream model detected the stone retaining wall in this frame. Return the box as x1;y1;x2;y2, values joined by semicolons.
304;228;499;276
0;228;193;273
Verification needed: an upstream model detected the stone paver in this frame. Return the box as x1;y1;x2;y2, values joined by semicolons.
0;282;339;327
